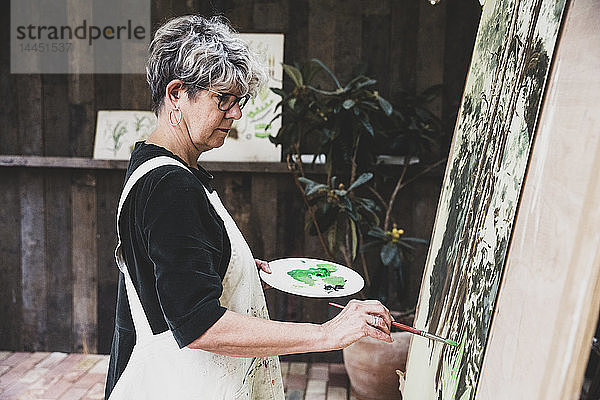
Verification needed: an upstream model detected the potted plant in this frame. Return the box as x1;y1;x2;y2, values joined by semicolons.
269;59;443;399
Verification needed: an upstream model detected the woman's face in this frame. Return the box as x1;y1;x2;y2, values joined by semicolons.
178;87;243;153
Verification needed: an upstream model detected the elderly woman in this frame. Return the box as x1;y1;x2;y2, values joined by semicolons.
105;15;393;400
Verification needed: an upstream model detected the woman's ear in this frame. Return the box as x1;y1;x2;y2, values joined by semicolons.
165;80;184;107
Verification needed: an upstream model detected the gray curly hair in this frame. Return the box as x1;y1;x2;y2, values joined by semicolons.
146;15;268;115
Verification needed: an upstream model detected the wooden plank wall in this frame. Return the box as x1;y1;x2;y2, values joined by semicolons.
0;0;481;358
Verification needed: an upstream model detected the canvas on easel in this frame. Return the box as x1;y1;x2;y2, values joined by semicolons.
476;0;600;398
402;0;568;398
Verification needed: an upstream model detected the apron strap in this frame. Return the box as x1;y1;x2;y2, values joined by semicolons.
115;156;191;273
115;155;191;340
116;156;191;247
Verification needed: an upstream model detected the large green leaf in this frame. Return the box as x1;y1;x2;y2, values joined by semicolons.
354;78;377;91
308;202;338;236
282;64;303;87
304;183;329;197
361;101;380;111
397;241;416;250
356;197;378;212
306;85;341;96
306;184;329;197
270;87;287;98
342;99;355;109
380;242;403;268
310;58;342;89
360;240;383;253
327;223;337;254
368;226;388;240
340;195;353;212
298;176;318;185
402;237;429;245
302;60;324;85
349;219;358;260
331;176;338;189
298;177;324;196
394;260;405;291
343;199;359;222
356;112;374;136
377;95;393;116
347;172;373;192
343;75;366;91
268;124;296;151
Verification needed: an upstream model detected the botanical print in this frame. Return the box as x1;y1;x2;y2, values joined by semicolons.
93;111;157;160
200;33;284;162
403;0;567;399
92;34;284;161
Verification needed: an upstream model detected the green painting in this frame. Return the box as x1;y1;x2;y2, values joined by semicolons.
287;264;346;290
403;0;567;399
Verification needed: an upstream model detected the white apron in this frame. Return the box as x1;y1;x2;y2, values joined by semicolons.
108;156;285;400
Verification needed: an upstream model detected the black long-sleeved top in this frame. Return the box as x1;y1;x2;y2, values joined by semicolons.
104;142;231;399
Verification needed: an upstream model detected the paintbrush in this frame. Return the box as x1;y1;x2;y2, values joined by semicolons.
328;302;458;347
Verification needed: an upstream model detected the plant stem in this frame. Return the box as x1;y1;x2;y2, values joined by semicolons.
295;122;306;178
287;158;334;260
384;163;408;231
358;230;371;287
343;222;352;267
395;158;447;192
326;147;333;187
367;185;387;209
350;134;360;186
382;158;447;230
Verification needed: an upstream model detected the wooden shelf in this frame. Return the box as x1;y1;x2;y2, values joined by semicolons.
0;155;326;174
0;155;128;170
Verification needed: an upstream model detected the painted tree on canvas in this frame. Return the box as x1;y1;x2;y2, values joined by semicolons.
403;0;567;399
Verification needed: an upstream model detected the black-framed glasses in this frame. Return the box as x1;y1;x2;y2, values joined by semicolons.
197;85;250;111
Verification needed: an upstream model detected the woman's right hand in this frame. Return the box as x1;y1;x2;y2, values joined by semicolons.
321;299;394;350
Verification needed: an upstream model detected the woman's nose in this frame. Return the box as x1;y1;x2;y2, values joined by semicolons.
225;103;243;120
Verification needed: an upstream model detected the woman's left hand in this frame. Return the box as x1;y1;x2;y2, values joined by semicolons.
255;259;272;290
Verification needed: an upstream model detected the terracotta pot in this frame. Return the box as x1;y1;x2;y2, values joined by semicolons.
343;332;411;400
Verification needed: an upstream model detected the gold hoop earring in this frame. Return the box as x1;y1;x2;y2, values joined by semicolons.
168;106;182;126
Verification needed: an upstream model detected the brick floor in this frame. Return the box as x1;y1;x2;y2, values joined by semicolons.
0;352;352;400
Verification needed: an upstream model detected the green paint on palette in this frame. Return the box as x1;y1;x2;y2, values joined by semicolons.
322;275;345;286
287;264;345;288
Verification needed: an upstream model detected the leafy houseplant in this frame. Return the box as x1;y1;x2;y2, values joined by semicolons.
269;58;443;305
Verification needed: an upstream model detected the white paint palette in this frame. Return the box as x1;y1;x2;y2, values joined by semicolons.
259;257;364;298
